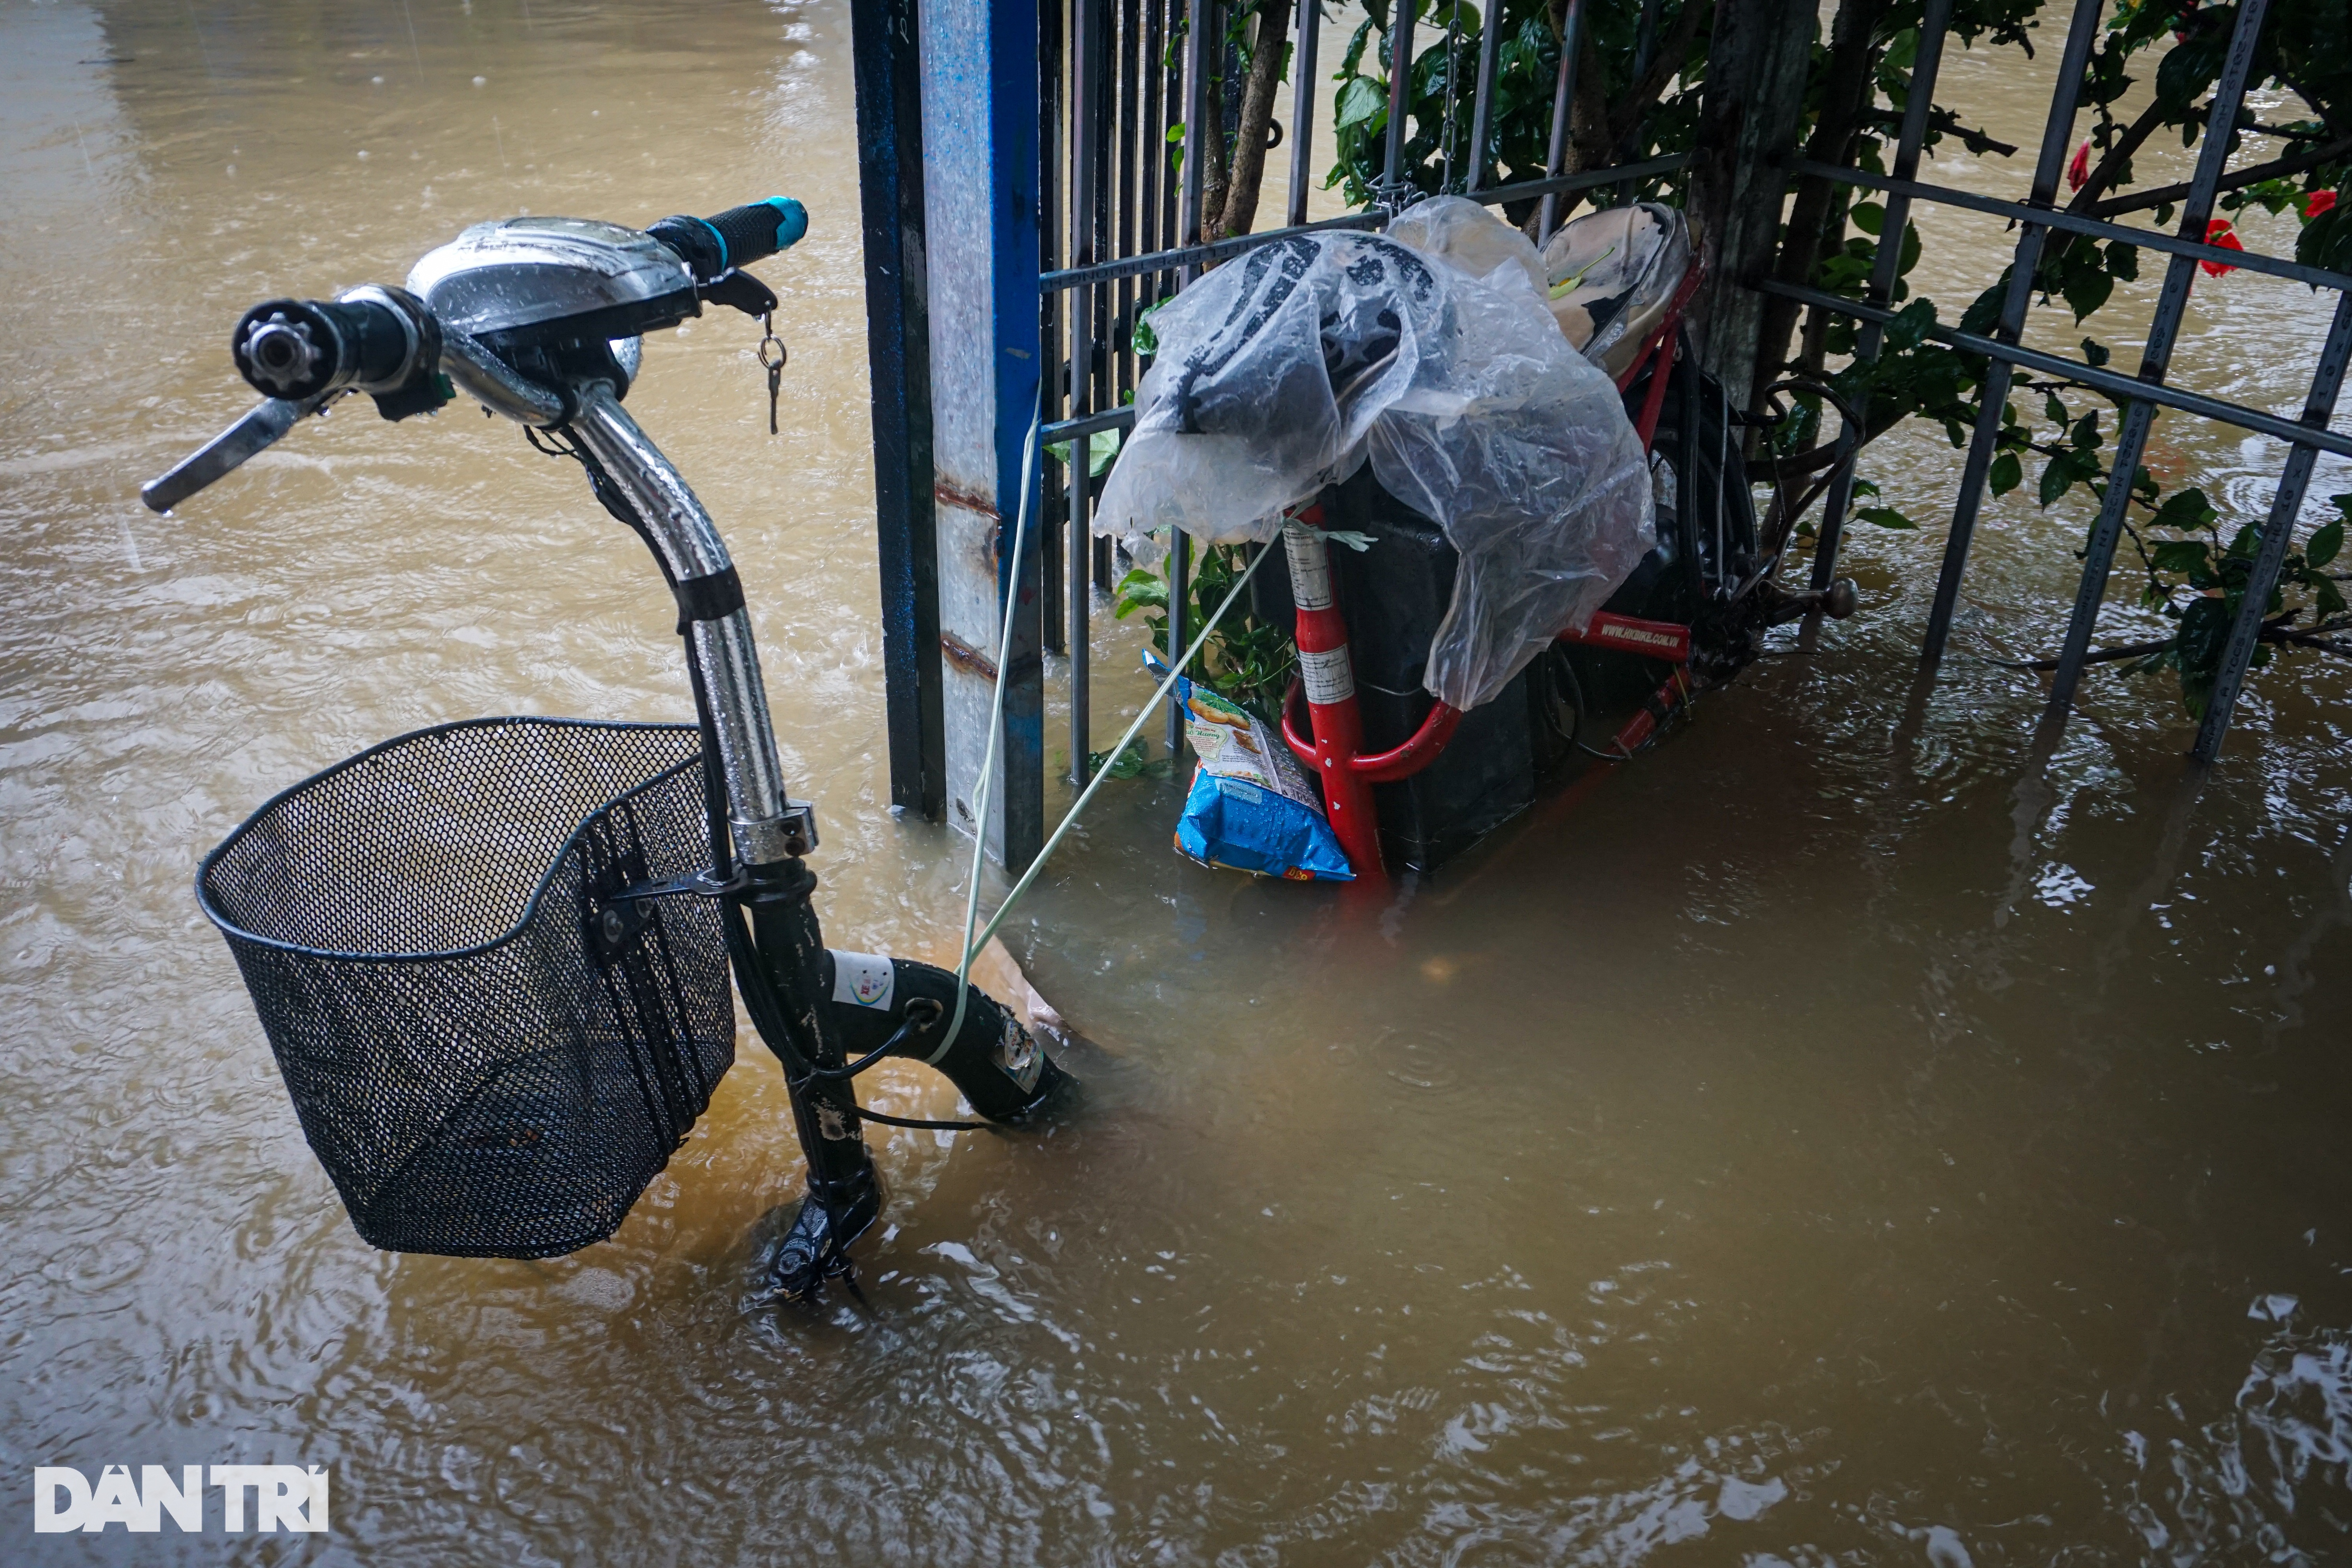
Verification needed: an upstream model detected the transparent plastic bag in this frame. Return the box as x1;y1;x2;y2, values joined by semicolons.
1095;216;1651;711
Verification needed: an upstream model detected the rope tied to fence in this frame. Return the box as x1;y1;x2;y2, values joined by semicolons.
930;412;1278;1064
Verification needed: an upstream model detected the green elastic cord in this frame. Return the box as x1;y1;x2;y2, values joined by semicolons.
928;519;1279;1064
929;413;1043;1063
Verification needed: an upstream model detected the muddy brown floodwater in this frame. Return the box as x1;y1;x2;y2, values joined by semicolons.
5;1;2352;1563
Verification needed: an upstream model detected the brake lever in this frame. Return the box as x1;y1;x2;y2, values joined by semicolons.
140;391;336;514
697;268;778;319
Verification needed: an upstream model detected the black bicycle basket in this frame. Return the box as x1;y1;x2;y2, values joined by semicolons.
196;717;735;1259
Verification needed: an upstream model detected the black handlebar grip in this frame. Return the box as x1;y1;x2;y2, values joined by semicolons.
647;198;807;283
708;198;806;268
231;295;414;402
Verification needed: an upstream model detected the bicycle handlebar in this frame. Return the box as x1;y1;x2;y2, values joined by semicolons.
645;198;807;284
142;200;807;514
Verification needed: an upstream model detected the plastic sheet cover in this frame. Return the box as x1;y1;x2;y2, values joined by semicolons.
1094;199;1653;711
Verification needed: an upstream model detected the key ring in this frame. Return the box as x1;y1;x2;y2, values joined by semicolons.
758;312;788;375
758;311;788;435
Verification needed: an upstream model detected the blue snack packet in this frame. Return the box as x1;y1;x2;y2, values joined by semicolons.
1145;651;1354;882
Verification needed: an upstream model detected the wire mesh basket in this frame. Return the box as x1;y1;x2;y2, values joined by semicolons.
197;717;735;1259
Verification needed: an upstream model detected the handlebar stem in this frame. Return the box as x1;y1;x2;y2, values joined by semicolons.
567;382;801;866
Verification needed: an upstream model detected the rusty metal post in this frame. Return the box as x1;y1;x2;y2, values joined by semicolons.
922;0;1045;868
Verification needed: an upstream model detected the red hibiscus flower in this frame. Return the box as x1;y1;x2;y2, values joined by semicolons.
2306;189;2338;219
2200;218;2243;277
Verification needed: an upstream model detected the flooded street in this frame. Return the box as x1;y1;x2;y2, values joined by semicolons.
5;0;2351;1561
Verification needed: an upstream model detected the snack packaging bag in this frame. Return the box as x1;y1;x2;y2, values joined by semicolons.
1145;651;1354;882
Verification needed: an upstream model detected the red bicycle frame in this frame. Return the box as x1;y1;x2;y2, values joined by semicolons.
1275;259;1706;880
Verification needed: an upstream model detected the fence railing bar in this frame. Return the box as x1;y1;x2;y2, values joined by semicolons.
1040;0;1069;659
1759;281;2352;458
1045;405;1140;444
1117;0;1142;413
1918;0;2106;666
1438;2;1463;192
1381;0;1419;194
1286;0;1323;227
1040;154;1694;294
1809;0;1954;604
1158;0;1181;298
1464;0;1504;194
2045;0;2273;715
1798;159;2352;296
1485;151;1693;212
1171;0;1213;751
1043;210;1383;290
2192;289;2352;760
1536;0;1586;242
1067;0;1102;768
1139;0;1166;279
1179;0;1210;270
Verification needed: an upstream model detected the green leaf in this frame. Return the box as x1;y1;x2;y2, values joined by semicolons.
1083;426;1122;477
1898;220;1923;278
2039;452;2080;507
1111;566;1167;621
2307;519;2345;569
2150;539;2210;573
1133;298;1168;357
2316;575;2348;618
1850;202;1885;237
2044;392;2068;425
1334;75;1387;132
2061;265;2114;321
2226;522;2263;560
2069;409;2102;451
1091;737;1152;779
2104;240;2139;283
1989;451;2022;495
1887;298;1935;351
2081;337;2111;368
1959;277;2008;336
2301;206;2352;278
1856;505;1917;530
2156;27;2227;113
2149;488;2216;532
2177;594;2233;680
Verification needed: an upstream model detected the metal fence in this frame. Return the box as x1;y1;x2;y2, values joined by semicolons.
1026;0;2351;802
1035;0;1691;782
1762;0;2352;762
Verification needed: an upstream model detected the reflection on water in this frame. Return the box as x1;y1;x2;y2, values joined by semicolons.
3;1;2350;1563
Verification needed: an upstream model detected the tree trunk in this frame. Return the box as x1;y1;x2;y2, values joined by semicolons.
1752;0;1886;408
1688;0;1818;412
1217;0;1296;237
1197;13;1232;240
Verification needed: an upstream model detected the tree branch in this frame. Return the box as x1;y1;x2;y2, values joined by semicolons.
1995;613;2352;671
1216;0;1295;238
2083;134;2352;220
1608;0;1708;147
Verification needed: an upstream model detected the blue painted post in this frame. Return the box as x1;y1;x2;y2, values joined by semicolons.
849;0;944;822
921;0;1046;869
